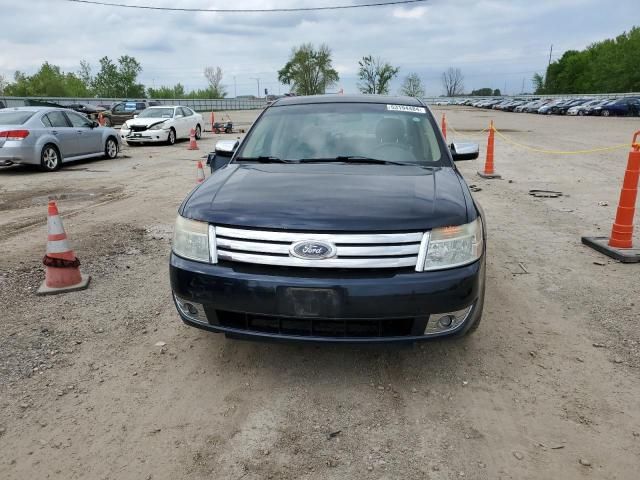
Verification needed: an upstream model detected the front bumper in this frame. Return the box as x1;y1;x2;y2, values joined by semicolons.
120;129;168;143
170;253;485;343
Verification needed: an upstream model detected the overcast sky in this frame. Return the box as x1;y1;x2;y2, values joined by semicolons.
0;0;637;97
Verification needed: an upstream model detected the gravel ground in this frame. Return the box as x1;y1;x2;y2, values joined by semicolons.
0;106;639;479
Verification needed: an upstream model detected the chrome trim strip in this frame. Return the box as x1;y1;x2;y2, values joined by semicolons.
217;250;418;268
414;232;431;272
208;225;218;264
215;226;423;244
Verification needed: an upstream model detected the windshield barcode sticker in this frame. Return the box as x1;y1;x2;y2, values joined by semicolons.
387;104;426;114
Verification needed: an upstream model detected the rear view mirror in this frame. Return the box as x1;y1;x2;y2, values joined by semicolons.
450;142;479;161
208;139;239;172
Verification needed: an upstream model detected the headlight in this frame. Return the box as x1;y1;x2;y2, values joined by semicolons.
150;122;167;130
416;218;483;272
122;122;129;129
172;216;214;263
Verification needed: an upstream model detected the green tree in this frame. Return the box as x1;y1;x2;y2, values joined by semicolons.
358;55;399;95
532;73;545;94
148;83;186;99
278;43;339;95
92;56;144;97
4;62;90;97
470;87;494;96
539;27;640;94
399;73;425;97
493;89;501;96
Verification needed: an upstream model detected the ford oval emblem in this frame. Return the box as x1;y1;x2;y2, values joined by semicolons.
290;240;337;260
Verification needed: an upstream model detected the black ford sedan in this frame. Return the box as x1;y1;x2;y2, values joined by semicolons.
170;95;486;343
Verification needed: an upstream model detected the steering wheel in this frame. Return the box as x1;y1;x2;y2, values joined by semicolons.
371;142;415;161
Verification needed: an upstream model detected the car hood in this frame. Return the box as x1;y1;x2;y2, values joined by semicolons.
124;118;172;127
181;164;472;231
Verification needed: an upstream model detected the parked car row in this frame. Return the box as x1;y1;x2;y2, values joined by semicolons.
457;97;640;116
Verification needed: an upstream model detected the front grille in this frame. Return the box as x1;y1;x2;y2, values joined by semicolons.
214;226;427;269
217;310;414;338
130;125;148;132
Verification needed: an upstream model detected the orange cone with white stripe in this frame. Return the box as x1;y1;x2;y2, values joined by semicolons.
196;160;205;184
188;128;199;150
37;201;90;295
210;112;215;132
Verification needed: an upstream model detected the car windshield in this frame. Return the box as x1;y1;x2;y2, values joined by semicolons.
138;108;174;118
0;111;35;125
238;102;444;165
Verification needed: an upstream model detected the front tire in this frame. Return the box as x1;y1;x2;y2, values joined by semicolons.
104;137;118;159
602;110;611;117
40;144;61;172
167;128;176;145
195;124;202;140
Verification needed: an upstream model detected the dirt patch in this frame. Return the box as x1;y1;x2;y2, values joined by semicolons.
0;186;123;212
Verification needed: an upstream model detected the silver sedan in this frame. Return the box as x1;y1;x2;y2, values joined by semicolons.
0;107;121;171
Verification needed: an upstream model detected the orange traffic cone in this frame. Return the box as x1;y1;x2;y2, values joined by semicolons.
478;120;501;179
210;112;215;132
188;128;199;150
196;160;205;184
37;201;90;295
441;113;447;141
582;131;640;262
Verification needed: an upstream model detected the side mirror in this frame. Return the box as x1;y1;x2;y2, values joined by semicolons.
208;139;239;172
91;121;100;128
450;142;479;161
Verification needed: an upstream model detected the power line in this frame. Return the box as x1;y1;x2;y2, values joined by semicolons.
63;0;429;13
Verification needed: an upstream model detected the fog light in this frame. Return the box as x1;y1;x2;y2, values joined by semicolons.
173;294;208;323
424;304;474;335
438;315;454;328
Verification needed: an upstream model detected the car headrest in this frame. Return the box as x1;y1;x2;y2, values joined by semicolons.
376;118;405;143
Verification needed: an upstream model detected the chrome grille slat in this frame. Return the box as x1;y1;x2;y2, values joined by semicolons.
216;238;421;257
216;226;423;244
217;251;418;268
215;226;425;269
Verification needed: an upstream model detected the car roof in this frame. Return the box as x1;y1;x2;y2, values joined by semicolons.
272;94;425;107
147;105;179;108
0;106;64;112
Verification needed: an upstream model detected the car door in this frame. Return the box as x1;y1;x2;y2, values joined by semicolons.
180;107;194;138
173;107;187;138
64;111;102;155
110;103;125;125
41;111;78;158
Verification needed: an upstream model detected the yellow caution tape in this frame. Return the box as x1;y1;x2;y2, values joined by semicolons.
447;124;487;139
493;127;631;155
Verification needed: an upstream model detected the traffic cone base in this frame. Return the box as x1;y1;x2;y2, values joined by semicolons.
581;237;640;263
37;273;91;295
477;171;502;179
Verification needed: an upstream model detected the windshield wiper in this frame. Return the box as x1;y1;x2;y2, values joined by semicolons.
297;156;407;166
235;156;295;163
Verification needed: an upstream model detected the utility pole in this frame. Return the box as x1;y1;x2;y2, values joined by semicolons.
548;44;553;67
250;77;261;98
233;76;237;98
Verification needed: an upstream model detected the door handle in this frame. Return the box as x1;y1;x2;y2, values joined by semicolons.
52;130;58;135
77;130;84;134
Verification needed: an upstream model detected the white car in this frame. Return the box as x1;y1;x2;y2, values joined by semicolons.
120;106;204;145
